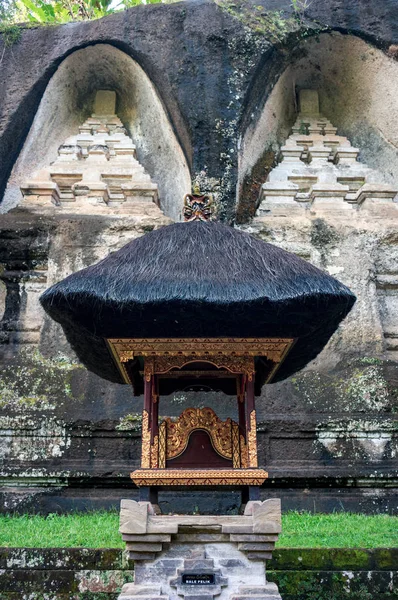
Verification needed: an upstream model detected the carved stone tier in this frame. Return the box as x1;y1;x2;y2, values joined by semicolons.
120;499;281;560
21;90;161;216
256;89;398;217
117;499;283;600
131;468;268;487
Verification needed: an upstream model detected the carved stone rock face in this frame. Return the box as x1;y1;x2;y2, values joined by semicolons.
1;2;398;514
20;90;160;214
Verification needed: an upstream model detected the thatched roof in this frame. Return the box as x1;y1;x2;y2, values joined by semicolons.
40;221;355;389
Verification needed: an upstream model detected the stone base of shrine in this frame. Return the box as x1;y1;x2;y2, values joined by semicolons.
117;498;283;600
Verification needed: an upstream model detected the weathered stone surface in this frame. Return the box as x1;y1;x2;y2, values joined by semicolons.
0;547;396;599
237;543;275;551
126;543;163;553
0;0;398;513
120;500;148;534
122;535;171;543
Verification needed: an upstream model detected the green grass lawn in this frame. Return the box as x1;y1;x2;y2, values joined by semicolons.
0;511;397;549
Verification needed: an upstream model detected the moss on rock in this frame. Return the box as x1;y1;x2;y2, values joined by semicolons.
0;347;82;410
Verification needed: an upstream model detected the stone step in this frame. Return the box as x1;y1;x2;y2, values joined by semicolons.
245;552;273;560
180;596;215;600
120;595;168;600
119;585;163;595
238;543;274;551
118;584;168;600
238;584;280;595
126;543;163;552
128;552;157;561
231;596;281;600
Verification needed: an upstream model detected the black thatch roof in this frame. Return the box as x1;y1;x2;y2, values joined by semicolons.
40;221;355;389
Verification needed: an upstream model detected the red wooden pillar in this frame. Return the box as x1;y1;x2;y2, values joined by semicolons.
237;374;246;435
150;375;159;444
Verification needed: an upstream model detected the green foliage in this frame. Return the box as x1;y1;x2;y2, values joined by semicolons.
276;511;398;548
0;511;397;548
0;23;22;46
217;0;299;44
0;347;80;410
123;0;162;5
18;0;119;23
3;0;179;24
0;511;122;548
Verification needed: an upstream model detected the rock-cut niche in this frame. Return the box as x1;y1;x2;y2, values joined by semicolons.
2;44;191;222
237;32;398;223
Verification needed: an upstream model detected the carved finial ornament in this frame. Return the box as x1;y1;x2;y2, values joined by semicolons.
183;185;214;221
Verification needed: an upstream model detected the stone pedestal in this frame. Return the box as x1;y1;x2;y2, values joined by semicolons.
117;499;283;600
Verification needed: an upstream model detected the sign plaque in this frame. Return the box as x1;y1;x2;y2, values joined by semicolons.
181;574;215;585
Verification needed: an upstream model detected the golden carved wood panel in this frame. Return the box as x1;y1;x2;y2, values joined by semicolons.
131;468;268;487
141;410;151;469
248;410;258;468
164;407;234;460
144;355;255;380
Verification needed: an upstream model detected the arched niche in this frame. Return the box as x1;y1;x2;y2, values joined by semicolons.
238;32;398;222
3;44;191;221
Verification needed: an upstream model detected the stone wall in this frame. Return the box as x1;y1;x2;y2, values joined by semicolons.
0;548;396;599
0;0;397;513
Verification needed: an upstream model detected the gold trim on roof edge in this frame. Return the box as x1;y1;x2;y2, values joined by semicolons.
106;337;295;385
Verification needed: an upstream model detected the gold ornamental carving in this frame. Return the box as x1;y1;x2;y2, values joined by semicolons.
158;421;167;469
108;337;294;358
231;422;241;468
151;434;159;469
141;410;151;469
240;434;248;469
151;355;255;378
248;410;258;468
164;407;234;460
106;337;295;385
131;468;268;487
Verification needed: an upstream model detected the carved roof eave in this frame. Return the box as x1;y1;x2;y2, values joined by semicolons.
106;337;295;386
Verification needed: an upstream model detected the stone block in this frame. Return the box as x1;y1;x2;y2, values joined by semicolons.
182;558;215;570
147;522;179;534
221;525;254;534
181;596;214;600
122;534;171;543
238;585;280;595
237;543;275;552
355;183;398;205
252;499;281;530
126;543;163;552
119;585;163;596
335;147;359;164
175;534;229;543
21;181;61;206
178;525;222;534
299;90;320;116
245;552;273;561
128;552;157;561
120;500;148;534
94;90;117;115
230;535;277;543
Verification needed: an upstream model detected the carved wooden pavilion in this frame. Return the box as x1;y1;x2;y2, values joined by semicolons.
40;212;355;500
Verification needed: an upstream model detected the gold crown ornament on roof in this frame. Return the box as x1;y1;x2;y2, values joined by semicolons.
183;183;214;221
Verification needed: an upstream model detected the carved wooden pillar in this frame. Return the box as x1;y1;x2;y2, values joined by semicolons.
141;369;152;469
245;377;258;468
237;375;248;468
150;376;160;468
